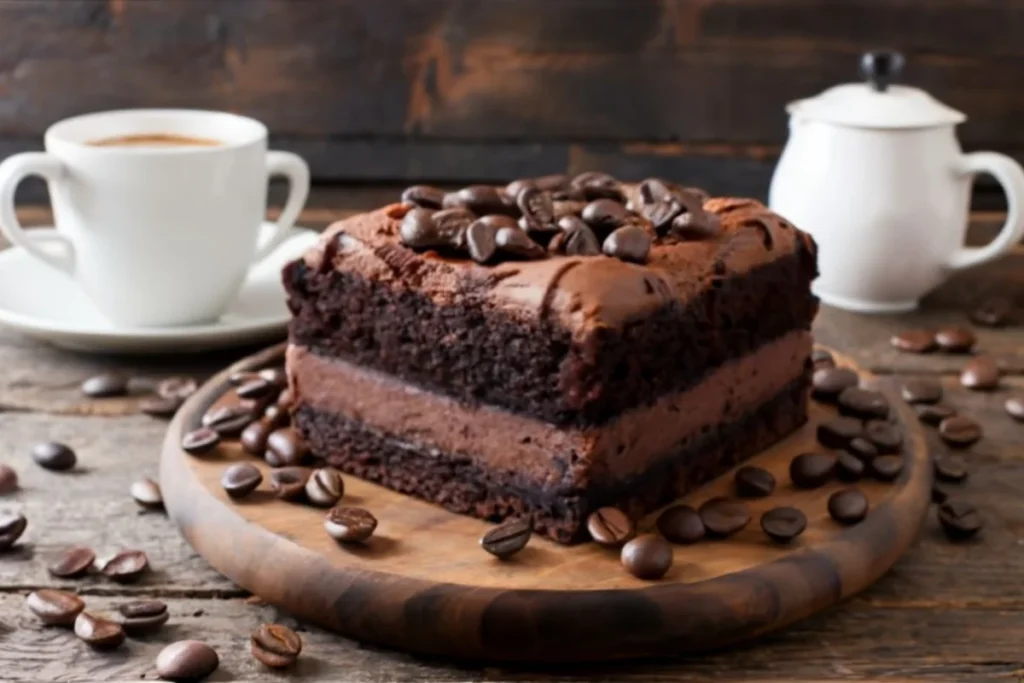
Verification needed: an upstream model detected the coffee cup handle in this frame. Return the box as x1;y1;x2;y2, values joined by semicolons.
0;152;76;276
947;152;1024;271
252;151;311;263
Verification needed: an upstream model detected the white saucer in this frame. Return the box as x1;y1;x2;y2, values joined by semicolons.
0;223;319;354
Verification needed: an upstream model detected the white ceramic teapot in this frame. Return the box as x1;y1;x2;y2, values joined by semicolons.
769;51;1024;313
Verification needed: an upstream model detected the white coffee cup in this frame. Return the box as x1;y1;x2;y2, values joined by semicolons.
0;109;310;327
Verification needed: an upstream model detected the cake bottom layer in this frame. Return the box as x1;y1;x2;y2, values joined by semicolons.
295;379;808;544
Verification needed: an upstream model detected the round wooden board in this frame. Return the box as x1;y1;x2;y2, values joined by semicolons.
161;343;932;663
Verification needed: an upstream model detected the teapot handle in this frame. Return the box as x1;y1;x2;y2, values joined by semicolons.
947;152;1024;271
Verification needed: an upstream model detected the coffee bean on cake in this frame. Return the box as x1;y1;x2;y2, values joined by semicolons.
48;546;95;578
971;296;1013;327
828;488;869;525
812;367;858;401
934;325;976;352
0;512;26;550
640;200;682;233
480;518;532;559
934;454;968;483
1006;395;1024;422
656;505;705;544
325;507;378;544
448;185;508;216
74;612;125;649
939;415;982;448
26;589;85;626
900;378;943;404
557;219;602;257
602;224;652;263
869;454;904;482
960;355;1000;390
32;442;76;471
789;452;837;489
517;187;557;233
864;420;903;454
698;498;751;538
638;177;677;205
586;507;634;546
182;427;220;455
890;329;936;353
938;500;982;540
836;451;866;482
571;171;625;201
466;218;499;263
620;534;673;580
0;464;18;494
837;387;890;419
734;465;776;498
81;372;129;398
916;403;956;426
221;462;263;498
400;185;446;210
670;208;721;241
269;467;312;501
495;226;546;260
251;623;303;669
581;198;629;235
817;416;863;448
760;507;807;543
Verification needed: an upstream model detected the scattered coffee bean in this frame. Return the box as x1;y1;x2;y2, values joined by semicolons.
400;184;445;210
266;428;309;467
480;517;531;559
812;348;835;368
156;640;220;681
836;451;866;482
81;372;129;398
602;224;652;263
140;395;182;418
268;467;312;502
656;505;705;544
932;484;950;504
789;452;837;488
221;462;263;498
495;225;546;260
620;534;673;580
325;506;378;543
1006;395;1024;422
157;376;199;401
890;329;936;353
98;549;149;583
235;377;277;401
263;403;290;429
26;588;85;626
934;454;969;483
837;387;890;419
900;378;943;404
934;325;976;353
938;500;982;540
48;546;95;577
846;436;879;461
869;454;905;482
960;355;1000;390
939;415;982;448
864;420;902;454
698;497;751;538
181;427;220;455
811;367;858;401
31;441;76;471
0;512;26;550
240;419;273;457
586;507;634;546
733;465;776;498
118;599;169;635
304;468;344;507
760;507;807;543
202;403;254;437
828;488;869;525
971;296;1012;327
130;477;163;510
466;218;498;263
817;416;863;448
0;464;17;494
74;612;125;649
916;403;956;426
251;623;303;669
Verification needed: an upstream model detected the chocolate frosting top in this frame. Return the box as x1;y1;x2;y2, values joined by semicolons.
300;195;816;334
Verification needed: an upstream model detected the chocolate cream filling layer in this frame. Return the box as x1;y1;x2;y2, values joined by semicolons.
287;330;811;492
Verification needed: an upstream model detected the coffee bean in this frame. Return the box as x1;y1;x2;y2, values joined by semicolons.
118;599;169;635
916;403;956;426
202;403;254;437
670;209;721;240
0;464;18;494
558;219;602;257
934;454;969;483
846;436;879;461
932;484;950;504
637;177;677;205
263;403;290;429
98;549;149;583
450;185;507;215
602;224;652;263
268;466;312;501
466;218;499;263
817;416;863;448
277;387;293;409
789;452;837;489
399;208;440;250
900;378;943;404
400;185;445;210
938;500;982;540
81;372;129;398
733;465;776;498
156;640;220;681
236;377;277;400
26;588;85;626
890;329;936;353
837;387;890;419
31;441;76;471
251;623;303;669
157;376;199;401
229;371;258;386
495;226;546;260
0;512;26;550
571;171;624;201
971;296;1013;327
640;200;682;233
74;612;125;649
1006;395;1024;422
240;419;273;456
304;467;345;507
934;325;976;352
961;355;1000;390
586;507;634;546
811;367;859;400
140;395;182;418
258;367;287;388
760;507;807;543
698;497;751;537
517;187;556;233
828;488;869;525
221;462;263;498
325;506;378;543
181;427;220;455
864;420;903;454
939;415;982;448
655;504;704;544
130;477;164;510
581;198;629;233
48;546;95;577
812;348;835;368
869;454;905;482
266;428;309;467
620;534;673;580
480;517;531;559
836;451;865;482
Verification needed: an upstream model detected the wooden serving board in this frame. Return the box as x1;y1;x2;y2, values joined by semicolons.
160;343;932;663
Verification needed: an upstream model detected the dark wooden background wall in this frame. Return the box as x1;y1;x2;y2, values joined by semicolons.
2;0;1024;205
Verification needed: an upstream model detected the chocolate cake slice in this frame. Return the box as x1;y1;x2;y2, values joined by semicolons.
284;174;818;543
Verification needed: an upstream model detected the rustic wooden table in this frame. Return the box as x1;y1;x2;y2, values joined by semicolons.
1;197;1022;682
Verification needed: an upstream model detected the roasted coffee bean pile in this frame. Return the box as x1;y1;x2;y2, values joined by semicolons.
397;174;724;266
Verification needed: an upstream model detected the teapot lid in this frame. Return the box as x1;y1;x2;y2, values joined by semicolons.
787;51;966;129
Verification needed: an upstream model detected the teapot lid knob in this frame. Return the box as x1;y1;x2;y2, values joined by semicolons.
860;50;905;92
